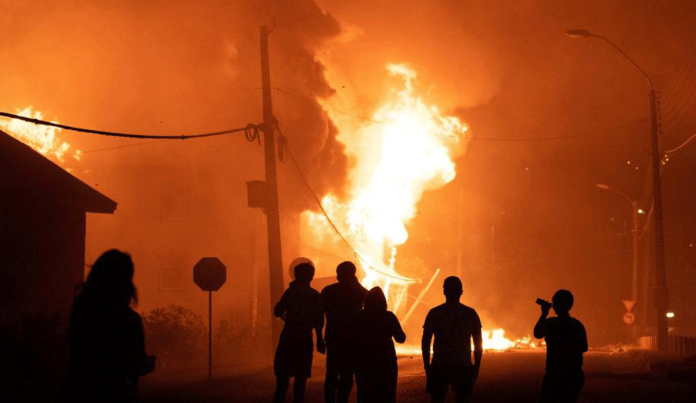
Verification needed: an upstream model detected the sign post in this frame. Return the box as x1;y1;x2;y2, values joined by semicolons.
622;299;636;345
193;257;227;380
622;299;636;325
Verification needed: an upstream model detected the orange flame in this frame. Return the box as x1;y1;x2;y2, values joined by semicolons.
0;107;80;162
303;64;537;348
302;63;466;305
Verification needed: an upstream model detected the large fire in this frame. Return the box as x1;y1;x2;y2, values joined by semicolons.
303;64;534;351
304;64;466;295
0;107;80;162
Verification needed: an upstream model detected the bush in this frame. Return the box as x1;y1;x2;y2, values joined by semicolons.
142;305;206;370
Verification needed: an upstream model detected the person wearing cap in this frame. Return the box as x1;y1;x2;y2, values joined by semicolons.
272;262;324;403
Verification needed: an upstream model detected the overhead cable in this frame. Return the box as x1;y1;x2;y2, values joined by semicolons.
665;132;696;156
273;87;646;142
0;111;258;140
276;123;416;283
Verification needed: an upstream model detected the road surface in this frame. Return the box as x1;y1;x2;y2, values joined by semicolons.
140;350;694;402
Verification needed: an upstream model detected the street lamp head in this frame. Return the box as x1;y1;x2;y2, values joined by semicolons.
565;29;592;38
596;183;610;190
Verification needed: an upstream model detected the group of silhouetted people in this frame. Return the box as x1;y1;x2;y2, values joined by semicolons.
59;250;588;403
273;261;407;403
274;259;587;403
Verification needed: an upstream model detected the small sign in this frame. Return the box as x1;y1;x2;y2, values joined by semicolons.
193;257;227;292
622;300;636;313
623;312;635;325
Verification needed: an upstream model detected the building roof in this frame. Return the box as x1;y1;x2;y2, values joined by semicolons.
0;130;117;213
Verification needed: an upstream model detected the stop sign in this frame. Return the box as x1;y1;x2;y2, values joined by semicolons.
193;257;227;291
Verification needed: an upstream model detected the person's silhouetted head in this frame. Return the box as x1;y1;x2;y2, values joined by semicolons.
443;276;463;302
81;249;137;308
336;261;357;283
552;289;574;316
294;262;315;285
364;287;387;312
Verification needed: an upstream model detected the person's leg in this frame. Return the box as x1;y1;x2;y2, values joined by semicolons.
429;366;448;403
293;376;307;403
355;374;365;403
451;367;473;403
273;376;290;403
539;373;555;403
387;360;398;403
336;368;354;403
560;371;584;403
324;348;339;403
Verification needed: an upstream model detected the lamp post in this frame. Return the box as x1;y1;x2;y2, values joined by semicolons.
596;183;639;341
568;29;669;351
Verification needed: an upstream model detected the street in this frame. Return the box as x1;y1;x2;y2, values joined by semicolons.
139;350;694;402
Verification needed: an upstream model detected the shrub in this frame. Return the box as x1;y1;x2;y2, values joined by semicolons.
142;305;206;370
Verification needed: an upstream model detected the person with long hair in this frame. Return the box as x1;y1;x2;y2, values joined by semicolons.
59;250;155;402
351;286;406;403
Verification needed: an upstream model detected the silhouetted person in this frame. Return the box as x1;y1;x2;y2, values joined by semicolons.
422;276;482;403
351;286;406;403
59;250;155;403
273;262;325;403
321;261;368;403
534;289;588;403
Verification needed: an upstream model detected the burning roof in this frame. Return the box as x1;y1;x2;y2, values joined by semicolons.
0;130;116;214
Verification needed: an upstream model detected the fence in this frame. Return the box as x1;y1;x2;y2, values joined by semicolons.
638;335;696;356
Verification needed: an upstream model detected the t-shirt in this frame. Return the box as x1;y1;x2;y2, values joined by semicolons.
321;280;368;346
275;282;323;342
423;302;482;366
543;316;588;373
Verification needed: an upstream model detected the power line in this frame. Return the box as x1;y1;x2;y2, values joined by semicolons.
277;123;416;283
81;140;172;154
273;87;385;124
660;46;696;111
661;90;696;134
465;121;646;142
665;132;696;156
0;111;258;140
274;87;646;142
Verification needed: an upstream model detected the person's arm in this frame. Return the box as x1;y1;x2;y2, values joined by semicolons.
131;312;155;376
274;290;289;318
472;326;483;381
421;314;433;373
315;294;326;354
391;313;406;344
579;322;588;353
534;304;551;339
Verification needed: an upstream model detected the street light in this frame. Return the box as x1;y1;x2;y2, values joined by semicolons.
569;29;669;351
595;183;639;341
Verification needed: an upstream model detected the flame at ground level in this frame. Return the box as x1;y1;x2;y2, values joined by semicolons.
395;328;539;355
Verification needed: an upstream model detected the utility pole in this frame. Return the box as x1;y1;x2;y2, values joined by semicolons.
260;25;285;345
649;89;669;351
630;200;639;341
565;29;670;352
